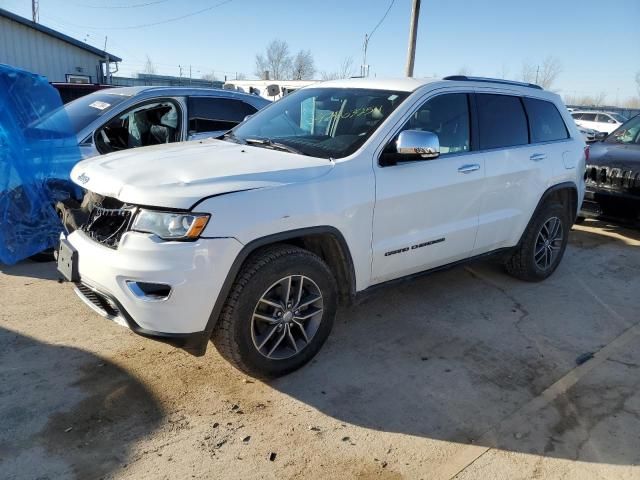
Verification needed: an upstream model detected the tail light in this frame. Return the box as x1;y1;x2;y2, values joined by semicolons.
584;145;590;163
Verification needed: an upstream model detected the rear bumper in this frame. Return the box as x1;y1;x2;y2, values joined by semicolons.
65;230;243;355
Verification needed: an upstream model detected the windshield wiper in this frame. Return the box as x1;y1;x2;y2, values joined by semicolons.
244;137;304;155
221;131;244;144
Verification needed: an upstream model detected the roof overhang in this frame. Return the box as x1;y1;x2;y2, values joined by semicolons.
0;8;122;62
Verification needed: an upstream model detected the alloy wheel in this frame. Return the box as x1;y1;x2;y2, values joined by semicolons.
251;275;324;360
534;216;564;270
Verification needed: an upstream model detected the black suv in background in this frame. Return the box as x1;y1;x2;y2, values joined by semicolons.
580;114;640;223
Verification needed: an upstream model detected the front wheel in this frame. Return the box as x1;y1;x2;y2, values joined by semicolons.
505;203;570;282
212;244;338;378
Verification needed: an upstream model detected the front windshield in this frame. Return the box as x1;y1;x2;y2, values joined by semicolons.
230;87;410;159
31;91;130;135
605;115;640;145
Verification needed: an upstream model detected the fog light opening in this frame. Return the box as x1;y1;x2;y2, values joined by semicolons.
126;281;172;301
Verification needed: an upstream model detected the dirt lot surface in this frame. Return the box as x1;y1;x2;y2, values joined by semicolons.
1;219;640;480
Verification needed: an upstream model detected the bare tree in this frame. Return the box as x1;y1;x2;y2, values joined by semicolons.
201;71;218;82
143;55;156;75
235;72;247;80
255;39;292;80
537;56;562;90
623;96;640;109
456;66;472;76
592;91;607;107
498;63;509;80
290;50;316;80
521;56;562;89
520;61;536;84
320;57;355;81
564;91;607;107
636;71;640;96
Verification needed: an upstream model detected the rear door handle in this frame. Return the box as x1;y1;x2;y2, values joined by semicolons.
530;153;547;162
458;164;480;174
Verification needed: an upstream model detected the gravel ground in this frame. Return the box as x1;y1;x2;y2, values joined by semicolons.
1;219;639;480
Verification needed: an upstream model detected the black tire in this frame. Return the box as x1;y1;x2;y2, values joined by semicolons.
212;244;338;378
505;202;570;282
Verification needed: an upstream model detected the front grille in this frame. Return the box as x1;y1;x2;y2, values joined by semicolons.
81;199;135;248
585;165;640;192
76;283;121;318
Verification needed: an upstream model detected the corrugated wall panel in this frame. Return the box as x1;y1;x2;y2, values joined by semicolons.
0;17;106;82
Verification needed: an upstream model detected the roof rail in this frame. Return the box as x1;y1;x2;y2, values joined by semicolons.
443;75;543;90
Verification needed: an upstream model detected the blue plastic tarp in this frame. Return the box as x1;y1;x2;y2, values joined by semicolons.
0;64;82;265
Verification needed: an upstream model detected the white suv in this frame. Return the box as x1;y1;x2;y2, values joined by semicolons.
57;76;586;377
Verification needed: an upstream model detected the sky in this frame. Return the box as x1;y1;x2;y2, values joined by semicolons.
2;0;639;102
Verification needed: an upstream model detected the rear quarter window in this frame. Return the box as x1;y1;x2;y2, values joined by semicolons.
523;98;568;143
477;94;528;149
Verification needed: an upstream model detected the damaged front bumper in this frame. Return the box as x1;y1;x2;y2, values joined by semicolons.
57;229;243;356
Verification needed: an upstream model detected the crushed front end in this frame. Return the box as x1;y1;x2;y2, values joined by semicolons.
57;193;243;356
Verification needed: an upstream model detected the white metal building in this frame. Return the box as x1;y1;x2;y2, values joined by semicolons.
0;8;121;84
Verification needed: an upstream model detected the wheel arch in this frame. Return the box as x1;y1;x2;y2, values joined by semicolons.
518;182;578;246
203;226;356;341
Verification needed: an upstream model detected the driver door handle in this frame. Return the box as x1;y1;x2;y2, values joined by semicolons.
530;153;547;162
458;164;480;174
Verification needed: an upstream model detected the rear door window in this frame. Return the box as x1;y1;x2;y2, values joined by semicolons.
477;94;528;149
188;97;257;133
523;97;568;143
596;113;614;124
581;113;597;121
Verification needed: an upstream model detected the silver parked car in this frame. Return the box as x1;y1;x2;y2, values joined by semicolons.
17;86;269;261
34;86;270;159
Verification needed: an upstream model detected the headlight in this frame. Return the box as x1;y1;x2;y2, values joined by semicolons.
131;209;210;240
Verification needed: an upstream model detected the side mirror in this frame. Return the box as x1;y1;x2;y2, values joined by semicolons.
243;114;253;122
266;84;281;97
93;128;109;155
396;130;440;159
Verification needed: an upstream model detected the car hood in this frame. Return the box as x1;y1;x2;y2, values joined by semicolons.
588;142;640;169
70;139;334;209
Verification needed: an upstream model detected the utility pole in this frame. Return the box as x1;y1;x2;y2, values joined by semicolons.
189;65;192;85
103;36;110;84
32;0;39;22
361;33;370;78
405;0;421;77
535;65;540;84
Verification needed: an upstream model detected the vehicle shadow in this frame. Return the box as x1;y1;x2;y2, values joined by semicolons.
269;229;640;467
0;327;164;479
0;258;60;281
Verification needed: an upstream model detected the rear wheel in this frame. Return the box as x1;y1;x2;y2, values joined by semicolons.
505;202;569;282
212;244;337;378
